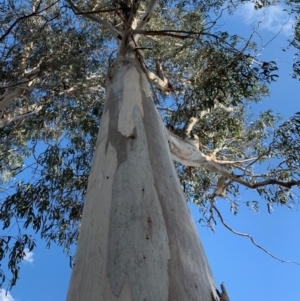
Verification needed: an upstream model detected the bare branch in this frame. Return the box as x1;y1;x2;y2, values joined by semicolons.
214;102;235;113
66;0;121;39
200;103;234;118
155;60;168;83
0;69;40;111
0;104;43;128
183;103;234;137
145;68;172;94
134;0;160;41
134;29;200;35
215;156;269;165
214;176;226;197
167;129;300;190
133;29;190;39
245;178;300;189
185;117;198;137
213;205;300;265
127;0;139;30
157;107;175;112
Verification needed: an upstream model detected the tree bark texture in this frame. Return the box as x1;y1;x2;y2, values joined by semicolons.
66;55;219;301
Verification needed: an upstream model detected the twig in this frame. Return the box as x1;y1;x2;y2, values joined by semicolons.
213;205;300;265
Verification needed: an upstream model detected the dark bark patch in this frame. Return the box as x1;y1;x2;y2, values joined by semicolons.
143;12;149;22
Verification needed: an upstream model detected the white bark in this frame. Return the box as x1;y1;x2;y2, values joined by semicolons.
0;104;42;128
145;67;172;94
136;0;159;31
66;56;220;301
0;69;40;112
167;129;300;191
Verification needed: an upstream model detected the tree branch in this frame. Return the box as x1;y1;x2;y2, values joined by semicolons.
127;0;139;30
183;103;234;137
145;67;172;94
133;29;190;39
134;0;160;41
167;129;300;190
213;205;300;265
0;104;43;128
184;117;198;137
66;0;121;39
134;29;200;36
214;176;227;197
0;69;40;111
215;156;269;165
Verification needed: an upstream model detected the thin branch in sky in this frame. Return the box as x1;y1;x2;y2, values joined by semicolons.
213;205;300;265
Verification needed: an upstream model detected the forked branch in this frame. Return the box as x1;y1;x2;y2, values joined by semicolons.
66;0;121;39
134;0;160;41
183;103;234;137
167;129;300;190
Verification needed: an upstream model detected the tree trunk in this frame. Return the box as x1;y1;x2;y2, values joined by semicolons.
66;55;219;301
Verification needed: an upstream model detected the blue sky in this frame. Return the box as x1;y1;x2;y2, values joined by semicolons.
1;2;300;301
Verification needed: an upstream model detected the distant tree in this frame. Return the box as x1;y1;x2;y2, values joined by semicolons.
0;1;299;300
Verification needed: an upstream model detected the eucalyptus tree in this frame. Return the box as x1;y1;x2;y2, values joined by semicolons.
62;1;299;300
0;0;300;300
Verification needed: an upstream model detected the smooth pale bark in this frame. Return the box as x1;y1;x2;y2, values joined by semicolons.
0;74;38;112
66;55;220;301
0;104;42;128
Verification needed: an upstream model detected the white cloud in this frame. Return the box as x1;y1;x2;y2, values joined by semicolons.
0;289;14;301
23;248;34;264
239;3;294;36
